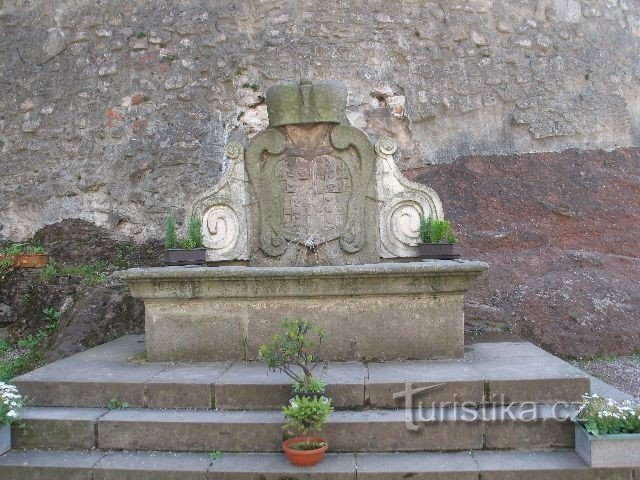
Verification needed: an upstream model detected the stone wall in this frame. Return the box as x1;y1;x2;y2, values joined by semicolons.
1;0;639;241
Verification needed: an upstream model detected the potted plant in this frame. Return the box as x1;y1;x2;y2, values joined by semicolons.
164;212;207;266
1;382;23;455
417;216;460;259
0;244;48;268
574;394;640;467
282;394;334;467
259;319;327;398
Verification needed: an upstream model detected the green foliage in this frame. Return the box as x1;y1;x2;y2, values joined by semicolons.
576;394;640;436
419;216;457;244
165;212;178;249
187;216;203;248
209;450;223;460
283;395;333;437
258;319;326;392
136;31;146;38
40;261;111;285
241;82;259;91
293;377;326;394
0;244;46;255
0;309;62;382
165;213;202;250
290;441;327;450
108;397;129;410
0;258;14;282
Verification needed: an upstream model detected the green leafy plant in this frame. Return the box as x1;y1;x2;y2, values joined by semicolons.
283;395;333;439
165;212;178;249
187;216;203;248
108;397;129;410
209;450;223;460
39;261;111;285
0;244;46;255
419;216;457;244
292;377;326;395
576;394;640;436
259;319;326;393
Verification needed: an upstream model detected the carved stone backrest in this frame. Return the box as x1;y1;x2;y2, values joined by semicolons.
192;81;443;266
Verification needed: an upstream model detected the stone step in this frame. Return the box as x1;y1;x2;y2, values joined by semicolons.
13;335;590;410
13;404;577;453
0;449;636;479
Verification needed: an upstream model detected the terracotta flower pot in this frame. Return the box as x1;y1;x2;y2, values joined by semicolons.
0;253;49;268
282;436;328;467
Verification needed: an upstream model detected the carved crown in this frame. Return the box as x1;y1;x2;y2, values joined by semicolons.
265;79;348;127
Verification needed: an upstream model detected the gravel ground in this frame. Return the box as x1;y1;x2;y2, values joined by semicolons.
575;356;640;399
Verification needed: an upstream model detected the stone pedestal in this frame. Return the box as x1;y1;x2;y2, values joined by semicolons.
115;260;487;362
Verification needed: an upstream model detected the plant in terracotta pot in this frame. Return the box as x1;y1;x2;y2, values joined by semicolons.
0;382;23;455
259;319;327;398
164;213;207;266
0;244;48;268
573;394;640;467
417;216;460;260
282;394;334;467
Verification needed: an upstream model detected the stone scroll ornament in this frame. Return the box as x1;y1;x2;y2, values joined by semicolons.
191;141;250;262
245;80;376;262
375;137;444;258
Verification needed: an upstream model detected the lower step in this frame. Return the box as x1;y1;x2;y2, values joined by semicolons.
0;449;635;479
14;405;576;452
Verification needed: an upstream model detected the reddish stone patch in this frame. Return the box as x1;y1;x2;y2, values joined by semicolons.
410;148;640;358
132;119;147;132
105;108;124;127
131;94;144;106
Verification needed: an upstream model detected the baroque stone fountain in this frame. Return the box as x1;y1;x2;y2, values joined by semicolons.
116;80;488;362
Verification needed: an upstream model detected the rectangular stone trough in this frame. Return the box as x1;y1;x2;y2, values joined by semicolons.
115;260;487;362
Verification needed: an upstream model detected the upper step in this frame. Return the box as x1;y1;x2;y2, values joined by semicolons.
0;449;635;480
12;335;590;410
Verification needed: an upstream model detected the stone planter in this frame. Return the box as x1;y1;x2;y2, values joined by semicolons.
0;424;10;455
165;248;207;266
575;423;640;467
417;243;460;260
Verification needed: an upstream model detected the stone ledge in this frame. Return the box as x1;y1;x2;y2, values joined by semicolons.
114;260;489;298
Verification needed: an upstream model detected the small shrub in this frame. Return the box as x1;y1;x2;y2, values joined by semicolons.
259;319;325;393
209;450;223;460
283;395;333;437
165;212;178;249
419;216;457;244
576;394;640;436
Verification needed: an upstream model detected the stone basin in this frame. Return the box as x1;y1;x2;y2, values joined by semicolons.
115;260;488;362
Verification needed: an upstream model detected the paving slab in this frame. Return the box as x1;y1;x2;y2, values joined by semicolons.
0;449;104;480
464;342;552;360
146;362;230;409
207;452;356;479
323;362;367;408
97;408;284;452
214;362;292;410
474;450;633;479
324;409;484;452
367;359;485;408
483;405;576;449
356;451;479;479
13;337;167;408
470;356;590;404
93;451;211;480
12;407;107;449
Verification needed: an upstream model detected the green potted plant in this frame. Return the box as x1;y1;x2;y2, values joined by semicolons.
282;394;333;467
1;382;23;455
417;216;460;259
164;213;207;266
259;319;327;398
574;394;640;467
0;244;48;268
